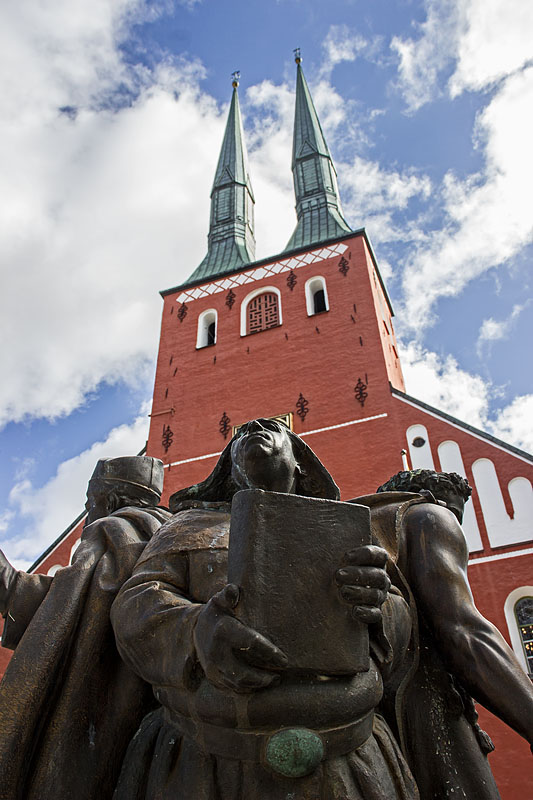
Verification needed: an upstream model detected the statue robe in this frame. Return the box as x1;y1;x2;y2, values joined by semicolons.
111;503;419;800
0;505;171;800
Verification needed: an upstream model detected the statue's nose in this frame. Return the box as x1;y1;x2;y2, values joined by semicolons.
248;419;264;432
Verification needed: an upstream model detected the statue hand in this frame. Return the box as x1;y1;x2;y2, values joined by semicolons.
0;550;17;617
193;584;288;693
335;545;391;624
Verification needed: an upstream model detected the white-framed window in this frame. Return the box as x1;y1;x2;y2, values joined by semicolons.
305;276;329;316
406;424;435;470
504;586;533;677
471;460;532;548
196;309;218;348
437;440;482;553
240;286;282;337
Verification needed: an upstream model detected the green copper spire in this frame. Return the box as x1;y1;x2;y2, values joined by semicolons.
187;73;255;284
284;53;351;251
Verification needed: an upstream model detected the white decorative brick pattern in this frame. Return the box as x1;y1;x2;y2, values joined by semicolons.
176;242;349;304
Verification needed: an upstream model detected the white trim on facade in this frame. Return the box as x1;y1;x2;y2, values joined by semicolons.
162;413;389;468
175;243;348;304
469;547;533;565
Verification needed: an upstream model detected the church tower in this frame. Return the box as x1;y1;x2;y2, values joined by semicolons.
147;61;407;501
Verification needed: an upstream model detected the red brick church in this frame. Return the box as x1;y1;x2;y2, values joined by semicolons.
6;60;532;797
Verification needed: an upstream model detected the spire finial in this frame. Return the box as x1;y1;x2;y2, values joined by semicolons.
294;47;302;65
231;70;240;88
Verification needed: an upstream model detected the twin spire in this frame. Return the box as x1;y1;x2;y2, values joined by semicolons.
187;57;351;285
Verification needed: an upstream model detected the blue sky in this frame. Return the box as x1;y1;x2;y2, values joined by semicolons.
0;0;532;567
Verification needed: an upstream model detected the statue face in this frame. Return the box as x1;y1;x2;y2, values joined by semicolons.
444;490;466;524
230;419;299;494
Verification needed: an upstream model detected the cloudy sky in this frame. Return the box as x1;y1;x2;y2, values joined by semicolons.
0;0;532;567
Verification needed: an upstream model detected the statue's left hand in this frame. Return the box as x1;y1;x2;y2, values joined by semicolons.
335;545;391;624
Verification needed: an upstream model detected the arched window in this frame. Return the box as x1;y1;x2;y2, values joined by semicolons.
305;276;329;316
240;286;282;336
196;309;218;348
515;596;533;677
504;586;533;676
248;293;279;334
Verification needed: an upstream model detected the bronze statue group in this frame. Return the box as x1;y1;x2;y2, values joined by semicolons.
0;419;531;799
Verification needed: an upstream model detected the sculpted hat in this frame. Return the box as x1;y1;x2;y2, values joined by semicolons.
90;456;164;500
169;420;339;512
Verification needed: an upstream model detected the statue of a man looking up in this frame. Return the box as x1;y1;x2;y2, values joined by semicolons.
111;420;418;800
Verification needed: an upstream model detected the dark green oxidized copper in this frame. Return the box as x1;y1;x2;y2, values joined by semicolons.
284;55;352;252
187;75;255;285
265;728;324;778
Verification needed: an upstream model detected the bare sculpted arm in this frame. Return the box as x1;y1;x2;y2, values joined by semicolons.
401;503;533;746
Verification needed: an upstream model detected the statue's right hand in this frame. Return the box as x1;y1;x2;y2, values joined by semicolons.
193;584;288;693
0;550;16;617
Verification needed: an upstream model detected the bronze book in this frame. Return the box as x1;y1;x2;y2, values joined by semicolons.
227;489;371;675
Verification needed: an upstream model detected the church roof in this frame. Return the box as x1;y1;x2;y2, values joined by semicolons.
186;77;255;285
284;57;352;251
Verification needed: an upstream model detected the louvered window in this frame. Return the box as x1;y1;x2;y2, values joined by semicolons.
247;293;280;334
299;159;319;195
215;188;232;222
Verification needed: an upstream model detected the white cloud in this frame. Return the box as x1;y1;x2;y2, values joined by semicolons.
320;24;383;79
391;0;464;112
0;511;15;535
451;0;533;95
478;318;509;343
391;0;533;109
388;4;533;332
0;1;300;427
400;340;490;428
400;65;533;330
2;409;150;569
340;156;431;241
322;25;371;68
476;302;528;354
489;394;533;453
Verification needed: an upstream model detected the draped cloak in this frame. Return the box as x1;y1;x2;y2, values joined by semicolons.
0;505;171;800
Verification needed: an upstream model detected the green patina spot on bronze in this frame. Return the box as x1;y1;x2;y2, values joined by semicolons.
265;728;324;778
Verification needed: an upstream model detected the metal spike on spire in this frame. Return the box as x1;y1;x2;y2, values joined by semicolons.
284;56;351;251
186;73;255;284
